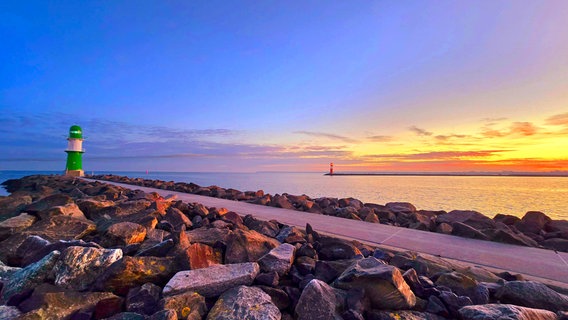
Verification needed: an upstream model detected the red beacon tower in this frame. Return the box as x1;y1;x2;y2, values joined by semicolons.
329;162;334;175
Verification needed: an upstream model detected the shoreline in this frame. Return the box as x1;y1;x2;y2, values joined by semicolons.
84;174;568;254
325;172;568;177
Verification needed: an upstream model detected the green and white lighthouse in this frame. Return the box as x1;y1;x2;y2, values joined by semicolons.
64;125;85;177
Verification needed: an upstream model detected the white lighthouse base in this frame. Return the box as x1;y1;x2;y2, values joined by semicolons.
64;169;84;177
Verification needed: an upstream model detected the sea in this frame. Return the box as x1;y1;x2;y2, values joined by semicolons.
1;170;566;220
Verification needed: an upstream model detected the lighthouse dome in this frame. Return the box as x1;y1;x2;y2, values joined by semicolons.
69;125;83;139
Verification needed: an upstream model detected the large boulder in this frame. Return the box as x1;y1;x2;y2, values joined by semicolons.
334;257;416;310
515;211;551;235
495;281;568;312
185;227;231;246
542;238;568;252
103;222;147;247
434;271;488;305
1;250;60;304
53;246;123;291
160;291;207;320
17;284;119;319
316;236;363;261
38;202;86;219
295;279;343;320
19;236;102;267
0;193;32;222
94;256;177;295
458;303;558;320
243;215;280;238
258;243;296;276
23;194;74;214
163;262;260;298
225;229;280;264
126;283;162;315
20;215;96;241
163;207;192;231
451;222;490;241
385;202;416;214
176;242;223;270
0;213;36;241
207;285;281;320
437;210;496;230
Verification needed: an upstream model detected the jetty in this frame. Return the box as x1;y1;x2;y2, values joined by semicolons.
87;179;568;289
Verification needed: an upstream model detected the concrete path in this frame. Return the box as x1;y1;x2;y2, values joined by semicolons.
87;179;568;288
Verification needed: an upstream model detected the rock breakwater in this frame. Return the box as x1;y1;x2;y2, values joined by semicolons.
0;174;567;319
87;174;568;253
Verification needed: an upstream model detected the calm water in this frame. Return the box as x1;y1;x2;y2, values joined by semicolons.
1;171;566;220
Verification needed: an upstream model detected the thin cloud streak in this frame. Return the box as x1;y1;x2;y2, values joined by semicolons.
408;126;433;136
294;131;358;143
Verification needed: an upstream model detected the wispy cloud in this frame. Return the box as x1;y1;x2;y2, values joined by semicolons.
509;122;538;136
363;150;508;161
435;134;469;141
294;131;358;143
367;135;393;142
408;126;433;136
546;112;568;126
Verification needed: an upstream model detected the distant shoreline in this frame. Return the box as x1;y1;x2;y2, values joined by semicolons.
324;172;568;177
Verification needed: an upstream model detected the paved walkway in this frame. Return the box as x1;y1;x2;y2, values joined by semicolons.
87;179;568;288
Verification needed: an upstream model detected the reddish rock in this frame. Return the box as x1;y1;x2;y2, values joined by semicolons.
93;296;125;320
24;194;74;214
0;213;37;241
178;242;223;270
38;202;86;219
385;202;416;214
225;229;280;264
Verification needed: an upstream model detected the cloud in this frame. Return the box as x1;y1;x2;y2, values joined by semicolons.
546;112;568;126
363;150;509;161
408;126;433;136
294;131;358;143
481;121;539;138
367;135;393;142
509;122;538;136
435;134;469;141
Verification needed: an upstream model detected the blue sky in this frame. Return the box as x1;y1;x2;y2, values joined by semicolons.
1;1;568;172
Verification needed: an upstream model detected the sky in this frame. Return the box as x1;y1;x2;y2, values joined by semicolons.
1;1;567;173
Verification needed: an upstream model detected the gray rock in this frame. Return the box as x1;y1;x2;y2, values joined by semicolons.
163;262;260;298
438;210;496;230
258;243;296;276
160;290;207;320
334;257;416;310
316;236;363;260
451;222;490;241
126;283;162;315
295;279;343;320
542;238;568;252
435;271;489;304
385;202;416;214
0;305;22;320
53;246;123;290
495;280;568;312
149;309;177;320
459;303;557;320
207;285;281;320
1;250;60;303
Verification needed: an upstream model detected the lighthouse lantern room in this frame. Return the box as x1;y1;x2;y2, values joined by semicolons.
65;125;85;177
